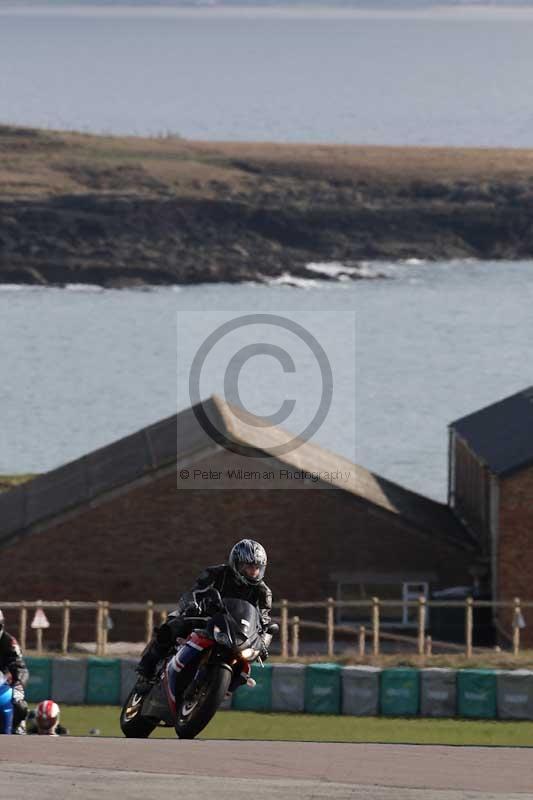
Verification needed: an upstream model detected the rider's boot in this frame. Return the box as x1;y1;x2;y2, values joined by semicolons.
134;619;191;695
134;638;167;694
12;687;28;734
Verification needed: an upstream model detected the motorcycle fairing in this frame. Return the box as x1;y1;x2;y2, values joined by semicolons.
0;677;14;735
140;668;175;726
207;598;263;650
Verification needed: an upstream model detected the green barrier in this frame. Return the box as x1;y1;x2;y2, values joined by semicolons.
304;663;341;715
86;658;121;705
25;657;52;703
381;668;419;716
457;669;497;719
232;663;272;711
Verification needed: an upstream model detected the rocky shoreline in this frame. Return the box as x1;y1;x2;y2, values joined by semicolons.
1;126;533;287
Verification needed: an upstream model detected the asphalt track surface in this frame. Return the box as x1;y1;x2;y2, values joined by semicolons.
2;738;533;800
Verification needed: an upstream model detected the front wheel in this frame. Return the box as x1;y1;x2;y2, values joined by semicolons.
120;689;157;738
175;666;232;740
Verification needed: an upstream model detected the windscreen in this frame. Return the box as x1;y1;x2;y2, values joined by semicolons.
223;597;260;639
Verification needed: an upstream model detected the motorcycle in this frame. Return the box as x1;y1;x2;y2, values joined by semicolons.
120;589;277;740
0;674;14;735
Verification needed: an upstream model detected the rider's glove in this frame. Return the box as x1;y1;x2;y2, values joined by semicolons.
184;599;202;617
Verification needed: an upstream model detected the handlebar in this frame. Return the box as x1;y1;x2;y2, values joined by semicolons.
192;587;226;616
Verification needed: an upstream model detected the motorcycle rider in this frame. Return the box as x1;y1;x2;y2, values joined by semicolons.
27;700;68;736
135;539;272;694
0;609;29;734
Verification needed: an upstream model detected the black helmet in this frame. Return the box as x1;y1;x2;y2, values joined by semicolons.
229;539;267;586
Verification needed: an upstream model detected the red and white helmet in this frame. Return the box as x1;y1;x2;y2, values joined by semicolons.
36;700;60;734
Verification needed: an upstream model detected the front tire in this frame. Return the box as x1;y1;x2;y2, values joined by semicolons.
175;666;232;740
120;689;157;738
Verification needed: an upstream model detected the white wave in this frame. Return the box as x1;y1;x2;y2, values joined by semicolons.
306;261;358;278
65;283;105;293
266;272;319;289
307;261;390;280
0;284;46;292
403;258;427;266
354;263;389;279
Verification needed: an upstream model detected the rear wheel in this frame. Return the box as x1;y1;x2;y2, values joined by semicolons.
120;689;157;738
175;666;232;740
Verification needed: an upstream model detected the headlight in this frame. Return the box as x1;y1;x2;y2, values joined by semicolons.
240;647;259;660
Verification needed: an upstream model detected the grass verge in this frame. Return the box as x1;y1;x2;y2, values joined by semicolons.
59;706;533;746
0;474;35;493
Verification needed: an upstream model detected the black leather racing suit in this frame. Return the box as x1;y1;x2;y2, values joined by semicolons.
138;564;272;678
0;629;29;732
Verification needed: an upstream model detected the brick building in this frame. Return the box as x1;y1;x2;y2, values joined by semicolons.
0;396;476;643
449;386;533;644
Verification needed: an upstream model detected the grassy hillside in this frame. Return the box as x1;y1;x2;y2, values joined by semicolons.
2;125;533;285
0;474;35;493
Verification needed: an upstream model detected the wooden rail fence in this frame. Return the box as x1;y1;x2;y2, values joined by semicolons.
0;597;526;658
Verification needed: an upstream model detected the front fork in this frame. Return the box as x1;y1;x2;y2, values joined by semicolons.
165;632;253;712
228;659;253;693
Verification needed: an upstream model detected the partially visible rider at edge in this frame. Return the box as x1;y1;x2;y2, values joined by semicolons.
27;700;69;736
134;539;272;695
0;608;29;734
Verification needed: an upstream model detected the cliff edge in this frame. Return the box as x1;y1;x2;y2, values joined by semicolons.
1;126;533;286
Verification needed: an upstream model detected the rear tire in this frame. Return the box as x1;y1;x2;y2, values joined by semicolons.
175;666;232;740
120;689;157;738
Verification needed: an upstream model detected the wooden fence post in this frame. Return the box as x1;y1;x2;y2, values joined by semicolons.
513;597;521;656
425;635;432;656
19;602;27;651
358;625;366;657
280;599;289;658
291;616;300;659
327;597;335;658
159;610;168;624
372;597;380;656
61;600;71;655
465;597;473;658
417;595;426;656
145;600;154;644
35;599;44;654
102;602;109;655
95;601;103;656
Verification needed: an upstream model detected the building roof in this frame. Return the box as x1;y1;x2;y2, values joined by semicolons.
208;396;469;546
450;386;533;477
0;395;470;549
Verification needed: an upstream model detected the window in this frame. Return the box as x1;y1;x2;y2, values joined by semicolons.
402;582;429;626
336;579;429;627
